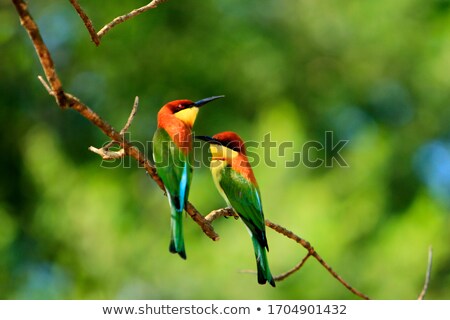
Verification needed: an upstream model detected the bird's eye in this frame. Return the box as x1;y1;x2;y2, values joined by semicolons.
178;103;192;111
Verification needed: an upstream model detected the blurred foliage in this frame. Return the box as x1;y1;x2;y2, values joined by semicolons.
0;0;449;299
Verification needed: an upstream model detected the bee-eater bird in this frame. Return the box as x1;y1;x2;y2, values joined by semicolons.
152;96;224;259
197;131;275;286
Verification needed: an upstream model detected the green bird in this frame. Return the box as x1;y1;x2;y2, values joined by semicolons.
152;96;224;259
197;131;275;286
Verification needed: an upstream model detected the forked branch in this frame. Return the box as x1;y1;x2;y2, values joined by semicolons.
202;205;370;299
88;96;139;159
69;0;168;46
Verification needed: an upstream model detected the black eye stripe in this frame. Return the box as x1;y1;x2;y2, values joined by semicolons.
177;103;194;111
222;141;242;153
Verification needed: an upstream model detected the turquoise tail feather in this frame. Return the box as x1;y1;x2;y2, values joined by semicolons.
252;236;275;287
168;206;186;259
167;192;186;260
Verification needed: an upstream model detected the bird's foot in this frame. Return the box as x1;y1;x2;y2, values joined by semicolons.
223;207;239;220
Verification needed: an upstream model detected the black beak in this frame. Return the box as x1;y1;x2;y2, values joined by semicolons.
193;95;225;108
195;135;222;145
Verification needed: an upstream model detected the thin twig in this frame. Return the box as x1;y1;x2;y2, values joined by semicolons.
418;246;433;300
37;75;52;94
95;96;139;151
97;0;167;41
310;250;370;299
68;0;100;45
274;252;312;281
238;269;257;275
120;96;139;135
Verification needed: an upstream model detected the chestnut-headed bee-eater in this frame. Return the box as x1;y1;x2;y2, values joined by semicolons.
152;96;224;259
197;131;275;286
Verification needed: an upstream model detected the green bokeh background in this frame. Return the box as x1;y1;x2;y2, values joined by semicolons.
1;0;449;299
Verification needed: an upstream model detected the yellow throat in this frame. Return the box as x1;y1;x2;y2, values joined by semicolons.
174;107;199;127
209;144;239;162
209;144;239;206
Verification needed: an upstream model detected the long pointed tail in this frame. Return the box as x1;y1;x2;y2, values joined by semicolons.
251;236;275;287
168;206;186;260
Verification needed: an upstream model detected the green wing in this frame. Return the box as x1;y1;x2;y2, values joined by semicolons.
152;128;193;212
218;165;275;286
153;128;193;258
218;166;268;249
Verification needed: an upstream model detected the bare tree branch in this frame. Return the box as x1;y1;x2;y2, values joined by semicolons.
13;0;66;107
13;0;374;299
265;220;370;300
69;0;168;46
418;246;433;300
